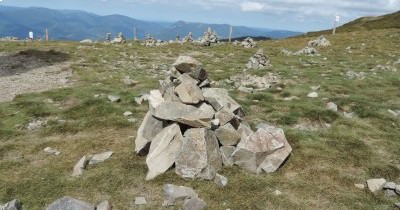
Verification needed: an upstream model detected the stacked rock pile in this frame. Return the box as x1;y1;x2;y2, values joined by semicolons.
183;32;194;43
233;37;257;48
200;27;219;46
246;49;272;69
111;32;126;44
308;35;331;47
134;55;292;181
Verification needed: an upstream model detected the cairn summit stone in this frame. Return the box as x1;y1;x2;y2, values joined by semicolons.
173;56;202;73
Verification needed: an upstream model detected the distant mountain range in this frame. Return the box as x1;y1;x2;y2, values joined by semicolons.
0;6;302;41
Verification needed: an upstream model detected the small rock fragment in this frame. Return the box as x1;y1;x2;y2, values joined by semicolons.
46;196;94;210
366;178;386;193
123;111;133;116
214;173;228;187
354;183;365;190
89;151;113;165
307;92;318;98
44;147;61;156
72;156;90;177
135;197;147;205
96;200;112;210
182;197;207;210
107;95;121;102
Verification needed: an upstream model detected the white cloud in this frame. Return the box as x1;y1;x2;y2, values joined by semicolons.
240;1;265;12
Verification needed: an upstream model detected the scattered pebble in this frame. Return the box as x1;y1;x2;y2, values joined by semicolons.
44;147;61;156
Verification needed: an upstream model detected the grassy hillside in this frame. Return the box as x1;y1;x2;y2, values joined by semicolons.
0;28;399;209
306;10;400;36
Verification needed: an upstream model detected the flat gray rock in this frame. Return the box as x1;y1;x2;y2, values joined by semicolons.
46;196;94;210
146;124;183;180
135;111;165;154
202;88;241;113
215;123;241;146
44;147;61;156
215;108;235;126
89;151;113;165
182;197;207;210
214;173;228;187
383;182;397;190
134;197;147;205
148;89;164;109
72;155;90;177
107;95;121;102
367;178;387;193
163;184;198;206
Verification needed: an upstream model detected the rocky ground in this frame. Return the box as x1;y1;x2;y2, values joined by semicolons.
0;28;399;209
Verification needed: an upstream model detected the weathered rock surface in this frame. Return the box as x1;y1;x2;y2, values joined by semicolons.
182;197;207;210
135;111;165;154
44;147;61;155
163;184;198;206
146;124;183;180
72;155;90;177
89;151;113;165
46;196;94;210
308;36;331;47
107;95;120;102
214;173;228;187
0;199;22;210
233;124;292;174
215;108;235;126
220;146;236;167
173;56;202;73
203;88;241;113
215;123;241;146
175;128;222;180
148;90;164;109
175;78;204;104
96;200;111;210
134;197;147;205
366;178;387;193
326;102;338;112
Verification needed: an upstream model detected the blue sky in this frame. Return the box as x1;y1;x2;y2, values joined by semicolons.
0;0;399;31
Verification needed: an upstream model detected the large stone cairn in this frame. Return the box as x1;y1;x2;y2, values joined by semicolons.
308;35;331;47
200;27;219;46
246;49;272;69
111;32;126;44
233;37;257;48
134;55;292;181
183;32;194;43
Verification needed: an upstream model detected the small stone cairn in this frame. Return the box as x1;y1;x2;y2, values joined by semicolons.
246;49;272;69
134;55;292;181
233;37;257;48
182;32;194;43
308;35;331;47
143;34;165;47
200;27;219;46
111;32;126;44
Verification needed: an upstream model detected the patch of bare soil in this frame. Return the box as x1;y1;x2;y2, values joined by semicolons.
0;50;74;102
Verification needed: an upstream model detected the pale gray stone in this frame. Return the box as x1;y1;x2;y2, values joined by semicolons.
163;87;181;102
123;111;133;116
96;200;111;210
385;189;398;197
134;111;165;154
354;183;365;190
215;108;235;126
214;173;228;187
396;185;400;194
202;88;241;113
326;102;338;112
173;56;202;74
220;146;236;167
238;122;254;137
107;95;120;102
44;147;61;155
211;119;220;130
89;151;113;165
383;182;397;190
175;128;222;180
148;89;164;109
199;79;210;88
163;184;198;206
146;124;183;180
215;123;241;146
72;155;90;177
134;197;147;205
233;124;292;174
175;77;204;104
154;102;214;128
0;199;22;210
307;92;318;98
46;196;94;210
366;178;387;193
183;197;207;210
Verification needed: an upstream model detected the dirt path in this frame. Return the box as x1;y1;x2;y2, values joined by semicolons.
0;61;74;102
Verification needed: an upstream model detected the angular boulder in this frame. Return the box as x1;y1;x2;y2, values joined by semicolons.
46;196;94;210
175;77;204;104
134;111;166;154
146;124;183;180
215;123;241;146
89;151;113;165
233;124;292;174
148;90;164;109
72;155;90;177
175;128;222;180
173;56;202;74
202;88;241;113
163;184;198;206
366;178;387;193
215;108;235;126
183;197;207;210
220;146;236;167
